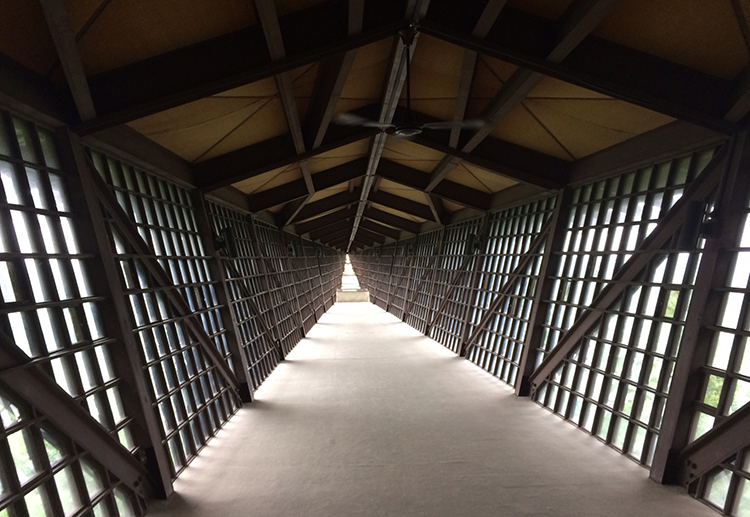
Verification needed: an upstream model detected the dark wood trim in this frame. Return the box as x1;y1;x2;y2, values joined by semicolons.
295;206;356;234
359;218;401;240
195;126;376;192
293;189;361;222
77;2;407;134
364;206;422;234
368;190;434;220
39;0;96;121
377;158;491;210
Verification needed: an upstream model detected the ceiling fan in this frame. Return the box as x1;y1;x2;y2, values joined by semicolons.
332;26;485;138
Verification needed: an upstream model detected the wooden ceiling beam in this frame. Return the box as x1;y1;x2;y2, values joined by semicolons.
424;193;449;225
368;190;434;221
357;226;386;244
294;206;355;234
76;1;407;135
414;131;567;190
254;0;315;199
246;157;367;212
363;206;422;234
465;0;623;151
347;0;432;251
419;6;734;135
292;189;361;223
359;219;401;240
425;0;620;190
377;159;490;211
39;0;96;121
449;0;507;148
194;125;376;192
311;221;354;242
304;0;364;149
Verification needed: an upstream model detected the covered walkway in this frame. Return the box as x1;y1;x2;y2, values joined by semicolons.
149;302;713;517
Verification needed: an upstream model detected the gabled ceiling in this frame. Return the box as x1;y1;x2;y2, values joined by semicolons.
3;0;748;251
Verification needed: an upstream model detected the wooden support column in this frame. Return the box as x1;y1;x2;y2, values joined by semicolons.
191;190;254;402
651;132;750;484
56;128;173;497
515;189;572;396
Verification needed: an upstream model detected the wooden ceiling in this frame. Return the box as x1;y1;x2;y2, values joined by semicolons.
2;0;748;251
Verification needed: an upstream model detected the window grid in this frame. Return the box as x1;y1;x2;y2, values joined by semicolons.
254;221;305;356
532;149;716;467
386;239;416;318
207;203;281;391
403;230;442;334
429;219;483;353
465;197;556;385
0;113;138;454
89;151;237;478
351;243;397;310
0;385;144;517
693;184;750;515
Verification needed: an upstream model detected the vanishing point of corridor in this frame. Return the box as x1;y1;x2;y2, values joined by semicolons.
148;301;715;517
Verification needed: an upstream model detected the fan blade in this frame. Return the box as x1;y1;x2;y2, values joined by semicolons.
422;119;486;130
331;113;394;129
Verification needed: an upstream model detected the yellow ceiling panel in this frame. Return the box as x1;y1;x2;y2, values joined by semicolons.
308;186;350;203
445;163;493;193
442;199;463;212
376;180;429;205
382;138;443;172
491;104;573;161
231;163;301;194
399;35;463;121
525;97;674;159
337;38;393;114
0;1;57;77
73;0;255;75
128;77;284;162
290;63;319;127
371;203;424;223
467;56;518;118
196;97;287;161
462;163;518;193
595;0;749;80
308;139;371;173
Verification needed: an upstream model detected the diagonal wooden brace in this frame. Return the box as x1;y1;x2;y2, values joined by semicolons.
84;156;243;398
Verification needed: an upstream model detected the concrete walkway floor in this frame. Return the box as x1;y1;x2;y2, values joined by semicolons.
149;302;715;517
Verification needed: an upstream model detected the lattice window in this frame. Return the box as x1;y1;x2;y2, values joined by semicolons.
466;197;556;385
403;230;442;334
693;183;750;514
0;386;144;517
533;149;715;466
429;219;483;353
254;221;304;355
0;113;137;453
88;150;236;477
207;203;281;391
